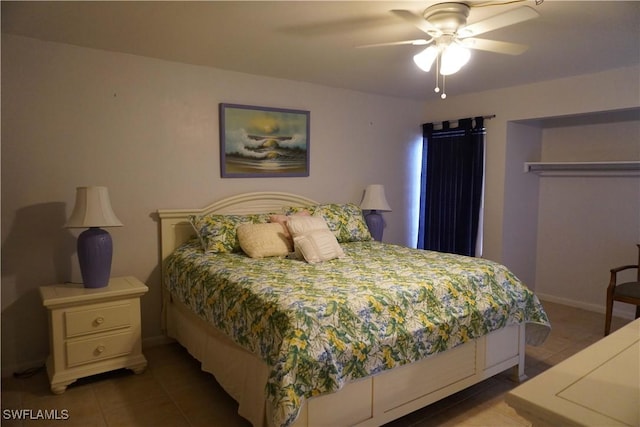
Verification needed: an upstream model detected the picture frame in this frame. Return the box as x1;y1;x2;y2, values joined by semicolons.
219;103;310;178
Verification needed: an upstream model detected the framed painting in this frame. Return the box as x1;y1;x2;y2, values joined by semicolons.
219;103;310;178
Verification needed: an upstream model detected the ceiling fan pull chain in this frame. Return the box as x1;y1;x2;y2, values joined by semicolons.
441;75;447;99
434;53;441;94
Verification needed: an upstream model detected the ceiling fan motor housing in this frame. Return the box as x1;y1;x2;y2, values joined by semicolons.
423;2;470;34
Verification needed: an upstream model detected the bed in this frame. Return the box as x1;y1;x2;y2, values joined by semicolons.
157;191;550;427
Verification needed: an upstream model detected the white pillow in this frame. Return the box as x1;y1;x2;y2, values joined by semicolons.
269;211;311;245
237;223;293;258
286;216;345;263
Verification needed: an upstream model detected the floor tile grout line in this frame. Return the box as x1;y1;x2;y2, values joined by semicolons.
147;359;196;427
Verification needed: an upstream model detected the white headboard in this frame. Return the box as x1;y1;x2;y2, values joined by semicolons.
156;191;318;332
157;191;318;266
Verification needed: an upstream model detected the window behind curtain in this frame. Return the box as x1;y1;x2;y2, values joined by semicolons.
417;117;485;256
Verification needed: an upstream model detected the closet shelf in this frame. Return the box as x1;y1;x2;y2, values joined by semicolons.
524;161;640;176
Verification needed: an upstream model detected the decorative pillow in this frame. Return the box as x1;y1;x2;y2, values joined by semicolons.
286;216;345;263
189;213;271;253
269;211;311;244
286;203;372;243
237;223;293;258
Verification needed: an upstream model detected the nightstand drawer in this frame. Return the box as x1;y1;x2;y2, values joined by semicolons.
65;302;132;338
66;331;135;367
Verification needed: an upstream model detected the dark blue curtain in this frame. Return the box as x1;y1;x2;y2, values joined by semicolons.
418;117;485;256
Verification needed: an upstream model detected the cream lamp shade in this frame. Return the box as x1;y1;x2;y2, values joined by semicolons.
360;184;391;241
65;186;123;228
65;186;122;288
360;184;391;212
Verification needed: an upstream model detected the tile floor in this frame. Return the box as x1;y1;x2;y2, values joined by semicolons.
1;301;631;427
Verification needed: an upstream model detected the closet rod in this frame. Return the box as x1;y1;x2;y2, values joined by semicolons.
429;115;495;127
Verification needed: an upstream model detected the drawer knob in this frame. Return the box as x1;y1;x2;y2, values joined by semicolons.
94;316;105;326
96;345;106;354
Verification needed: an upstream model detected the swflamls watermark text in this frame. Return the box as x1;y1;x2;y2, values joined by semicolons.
2;409;70;420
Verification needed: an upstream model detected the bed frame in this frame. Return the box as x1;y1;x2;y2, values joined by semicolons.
158;191;527;427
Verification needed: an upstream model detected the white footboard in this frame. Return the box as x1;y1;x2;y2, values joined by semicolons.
168;297;525;427
295;323;525;427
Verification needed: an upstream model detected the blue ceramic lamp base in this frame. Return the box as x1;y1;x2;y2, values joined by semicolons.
365;211;384;241
77;227;113;288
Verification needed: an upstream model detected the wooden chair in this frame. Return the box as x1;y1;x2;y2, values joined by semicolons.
604;244;640;335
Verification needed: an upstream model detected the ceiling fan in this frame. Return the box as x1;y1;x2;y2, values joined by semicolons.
361;2;541;98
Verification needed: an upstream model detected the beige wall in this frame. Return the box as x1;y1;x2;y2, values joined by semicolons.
420;66;640;265
1;35;424;374
2;33;639;375
534;120;640;316
420;65;640;318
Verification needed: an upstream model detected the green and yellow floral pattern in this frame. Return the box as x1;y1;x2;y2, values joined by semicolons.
189;213;272;253
165;240;550;427
285;203;372;243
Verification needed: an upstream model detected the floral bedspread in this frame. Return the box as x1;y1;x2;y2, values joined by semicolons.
165;240;550;427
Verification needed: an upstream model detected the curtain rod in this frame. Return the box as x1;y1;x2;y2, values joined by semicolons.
429;115;495;127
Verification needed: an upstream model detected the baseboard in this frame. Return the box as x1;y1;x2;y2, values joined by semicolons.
2;359;46;379
142;334;174;348
537;293;636;320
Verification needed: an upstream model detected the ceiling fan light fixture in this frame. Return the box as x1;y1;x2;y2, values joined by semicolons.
439;43;470;76
413;45;439;72
391;2;539;99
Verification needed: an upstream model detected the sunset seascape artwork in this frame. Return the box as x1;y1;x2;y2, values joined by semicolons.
220;104;310;177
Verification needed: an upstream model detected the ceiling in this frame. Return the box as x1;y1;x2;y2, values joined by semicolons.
2;1;639;101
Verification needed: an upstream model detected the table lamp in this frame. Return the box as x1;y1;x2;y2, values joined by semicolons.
65;186;123;288
360;184;391;241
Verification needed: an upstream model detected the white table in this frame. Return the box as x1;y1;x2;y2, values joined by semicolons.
506;318;640;427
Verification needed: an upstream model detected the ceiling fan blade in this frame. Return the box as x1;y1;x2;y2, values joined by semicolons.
461;38;529;55
356;39;431;48
391;9;440;35
460;6;539;37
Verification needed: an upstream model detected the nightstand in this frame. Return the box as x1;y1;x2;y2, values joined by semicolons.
39;276;149;394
